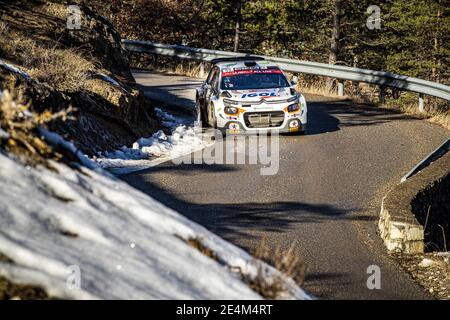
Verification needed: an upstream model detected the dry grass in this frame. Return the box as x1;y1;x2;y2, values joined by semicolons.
241;264;286;300
0;251;50;300
183;236;305;299
0;276;50;300
296;81;340;97
0;31;95;92
383;94;450;130
235;238;307;299
0;30;125;99
129;53;206;78
41;2;69;20
156;61;206;79
29;47;94;92
0;89;73;164
185;237;218;261
253;237;307;286
84;78;123;106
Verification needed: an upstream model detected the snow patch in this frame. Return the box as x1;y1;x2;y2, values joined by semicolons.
419;258;434;268
95;109;211;175
0;128;9;140
0;151;310;300
155;107;190;128
96;73;128;93
97;73;121;87
39;128;102;173
0;59;31;80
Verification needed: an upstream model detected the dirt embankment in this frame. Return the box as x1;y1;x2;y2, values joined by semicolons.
379;151;450;299
0;0;159;155
411;153;450;253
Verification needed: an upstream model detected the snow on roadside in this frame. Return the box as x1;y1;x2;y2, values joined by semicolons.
154;107;191;128
96;72;128;94
0;59;31;80
97;73;121;87
94;109;211;175
0;152;311;300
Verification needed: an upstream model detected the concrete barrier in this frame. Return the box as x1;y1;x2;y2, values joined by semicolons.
379;151;450;254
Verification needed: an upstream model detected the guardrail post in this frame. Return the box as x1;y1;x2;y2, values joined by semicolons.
337;81;344;96
418;93;425;113
199;63;205;78
379;86;386;105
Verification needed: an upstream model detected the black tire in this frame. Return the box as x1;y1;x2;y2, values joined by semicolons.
197;99;209;128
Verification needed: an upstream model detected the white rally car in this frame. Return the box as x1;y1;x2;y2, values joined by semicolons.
196;57;307;134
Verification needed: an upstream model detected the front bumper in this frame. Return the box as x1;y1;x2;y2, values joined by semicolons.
221;118;307;134
215;95;308;134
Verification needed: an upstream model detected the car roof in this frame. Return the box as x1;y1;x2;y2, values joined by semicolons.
213;59;280;70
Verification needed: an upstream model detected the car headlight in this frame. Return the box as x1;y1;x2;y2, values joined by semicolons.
224;106;238;115
223;99;236;108
287;103;300;113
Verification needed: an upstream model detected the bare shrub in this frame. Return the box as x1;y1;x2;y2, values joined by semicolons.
183;236;296;299
0;89;73;164
240;264;286;300
253;237;307;287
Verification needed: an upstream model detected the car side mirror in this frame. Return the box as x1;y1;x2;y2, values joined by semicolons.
291;76;298;86
221;91;232;98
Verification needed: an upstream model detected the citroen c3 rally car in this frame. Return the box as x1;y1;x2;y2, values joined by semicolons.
196;57;307;134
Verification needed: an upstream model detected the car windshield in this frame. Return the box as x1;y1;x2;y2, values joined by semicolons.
221;68;289;90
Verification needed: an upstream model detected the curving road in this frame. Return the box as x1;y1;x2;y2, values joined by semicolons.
125;70;449;299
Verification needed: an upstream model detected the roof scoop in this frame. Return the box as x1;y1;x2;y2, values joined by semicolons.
210;56;265;64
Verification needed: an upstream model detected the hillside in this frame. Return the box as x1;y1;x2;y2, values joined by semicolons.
0;0;159;155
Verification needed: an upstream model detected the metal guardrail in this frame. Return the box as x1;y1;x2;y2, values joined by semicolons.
401;137;450;182
123;40;450;104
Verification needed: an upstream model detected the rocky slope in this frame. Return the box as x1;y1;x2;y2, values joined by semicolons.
0;0;159;155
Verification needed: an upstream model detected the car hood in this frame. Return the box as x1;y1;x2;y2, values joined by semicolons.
227;88;294;103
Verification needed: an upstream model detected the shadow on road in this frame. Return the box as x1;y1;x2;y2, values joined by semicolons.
122;163;376;298
306;100;341;135
309;99;419;130
122;163;375;240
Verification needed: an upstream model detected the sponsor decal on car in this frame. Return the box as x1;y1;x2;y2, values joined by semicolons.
222;68;283;77
241;92;278;99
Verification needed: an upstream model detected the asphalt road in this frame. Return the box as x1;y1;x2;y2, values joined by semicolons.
125;70;449;299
